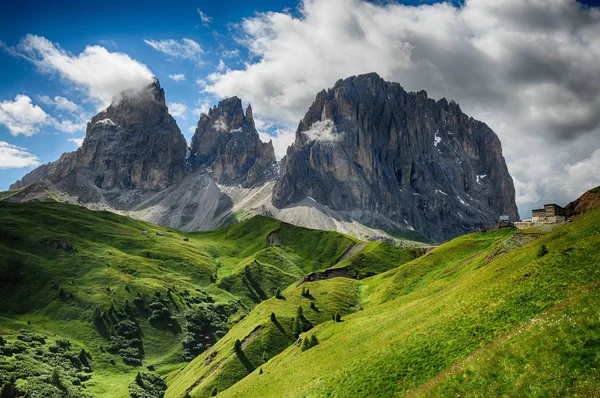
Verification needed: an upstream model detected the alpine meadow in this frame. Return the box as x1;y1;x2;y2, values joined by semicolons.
1;0;600;397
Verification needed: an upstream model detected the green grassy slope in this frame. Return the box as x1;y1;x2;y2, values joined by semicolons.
187;207;600;397
0;202;360;397
331;241;423;279
166;277;361;398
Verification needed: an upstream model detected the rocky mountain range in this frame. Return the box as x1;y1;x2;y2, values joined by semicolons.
8;74;519;242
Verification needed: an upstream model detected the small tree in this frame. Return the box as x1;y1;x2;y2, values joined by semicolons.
309;335;319;347
293;317;302;336
0;381;15;398
310;302;317;311
234;339;242;353
79;348;90;368
135;372;144;386
301;338;311;351
270;312;276;322
335;313;342;322
51;367;62;389
0;336;5;346
537;244;548;258
211;386;218;396
262;351;268;363
275;288;282;299
259;368;263;375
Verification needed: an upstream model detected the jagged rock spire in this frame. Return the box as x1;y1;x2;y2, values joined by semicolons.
190;97;276;187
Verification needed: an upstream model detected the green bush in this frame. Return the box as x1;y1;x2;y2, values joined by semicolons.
537;244;548;258
182;305;229;361
51;367;62;389
128;372;166;398
301;334;319;351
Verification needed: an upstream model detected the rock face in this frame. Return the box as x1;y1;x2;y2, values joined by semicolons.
11;79;187;195
10;162;56;190
564;186;600;220
273;73;519;241
190;97;277;187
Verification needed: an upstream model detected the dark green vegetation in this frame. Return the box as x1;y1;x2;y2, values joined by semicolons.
167;204;600;397
0;202;400;397
3;199;600;397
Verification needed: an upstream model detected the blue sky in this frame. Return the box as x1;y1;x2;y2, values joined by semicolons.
1;0;600;219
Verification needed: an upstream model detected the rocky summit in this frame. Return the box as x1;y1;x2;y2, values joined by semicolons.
273;73;519;241
11;78;188;197
190;97;277;187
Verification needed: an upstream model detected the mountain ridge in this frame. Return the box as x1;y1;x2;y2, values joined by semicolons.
6;73;518;242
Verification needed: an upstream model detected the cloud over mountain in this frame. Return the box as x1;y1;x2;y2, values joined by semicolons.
13;34;154;109
205;0;600;214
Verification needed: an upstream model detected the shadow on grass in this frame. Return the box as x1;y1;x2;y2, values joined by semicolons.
235;349;255;373
271;318;287;335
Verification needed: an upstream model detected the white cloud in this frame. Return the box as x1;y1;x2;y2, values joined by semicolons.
38;95;80;113
0;95;48;136
221;49;240;58
13;34;154;109
217;59;226;72
0;94;85;137
302;120;343;143
144;38;203;60
68;137;84;147
0;141;40;169
168;102;188;118
197;9;213;27
168;73;186;82
204;0;600;215
188;126;196;133
51;118;86;134
54;96;80;113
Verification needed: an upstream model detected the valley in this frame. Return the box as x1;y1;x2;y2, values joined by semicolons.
1;185;599;396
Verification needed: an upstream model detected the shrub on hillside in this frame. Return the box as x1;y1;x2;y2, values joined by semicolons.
301;335;319;352
128;372;166;398
108;318;144;366
182;305;229;361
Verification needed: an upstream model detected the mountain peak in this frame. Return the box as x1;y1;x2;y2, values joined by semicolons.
190;97;276;187
274;75;518;241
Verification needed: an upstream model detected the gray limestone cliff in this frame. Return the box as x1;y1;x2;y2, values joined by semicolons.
11;78;187;193
272;73;519;241
190;97;277;187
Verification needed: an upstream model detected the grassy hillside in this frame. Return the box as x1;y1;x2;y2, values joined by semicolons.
167;206;600;397
0;202;365;397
